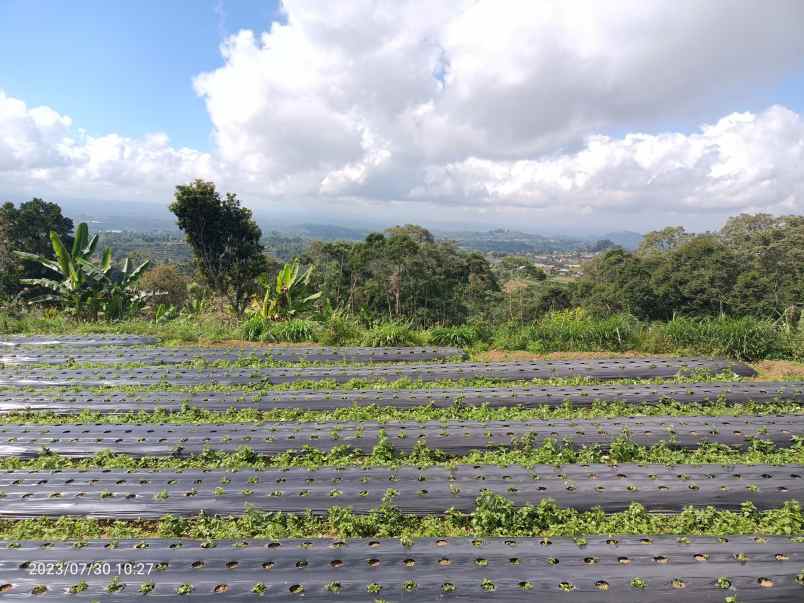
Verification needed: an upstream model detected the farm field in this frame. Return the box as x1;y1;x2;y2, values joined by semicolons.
4;1;804;600
0;336;801;600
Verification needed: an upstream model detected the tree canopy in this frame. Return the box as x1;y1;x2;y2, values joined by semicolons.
0;198;74;297
305;226;499;325
577;215;804;320
170;180;266;315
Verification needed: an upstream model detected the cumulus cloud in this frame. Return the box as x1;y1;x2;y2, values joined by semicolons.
2;1;804;227
411;106;804;216
0;91;216;202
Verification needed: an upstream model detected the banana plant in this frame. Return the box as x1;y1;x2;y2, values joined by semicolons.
14;222;150;320
14;223;103;318
98;257;152;319
253;259;322;320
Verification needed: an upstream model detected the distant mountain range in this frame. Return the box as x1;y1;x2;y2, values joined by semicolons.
437;228;643;253
55;199;643;252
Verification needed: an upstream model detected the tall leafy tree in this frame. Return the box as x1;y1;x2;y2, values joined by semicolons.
0;198;74;296
720;214;804;316
575;248;659;319
636;226;691;256
170;180;266;315
650;235;740;316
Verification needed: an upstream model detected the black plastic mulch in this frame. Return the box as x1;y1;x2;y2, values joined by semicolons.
0;381;798;414
0;536;801;601
0;464;799;518
0;415;801;458
0;335;159;347
0;346;466;365
0;358;757;388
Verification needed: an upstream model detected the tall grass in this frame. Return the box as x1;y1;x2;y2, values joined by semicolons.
647;315;790;361
488;311;798;361
242;316;320;343
361;322;422;347
491;323;533;350
528;309;641;352
429;325;484;347
493;310;641;352
0;309;238;343
318;313;362;346
3;306;801;360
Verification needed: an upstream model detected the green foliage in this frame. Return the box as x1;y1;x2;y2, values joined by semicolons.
579;215;804;322
494;256;547;282
492;322;533;350
318;310;362;345
483;309;799;360
153;304;179;324
305;226;498;326
242;317;320;343
2;438;800;472
170;180;265;315
14;223;150;320
491;310;640;353
361;322;422;346
0;198;74;297
649;315;788;361
429;324;483;347
253;259;322;321
2;499;799;541
527;309;640;352
575;248;659;318
636;226;692;256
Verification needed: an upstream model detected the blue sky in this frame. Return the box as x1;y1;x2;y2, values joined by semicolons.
0;0;282;150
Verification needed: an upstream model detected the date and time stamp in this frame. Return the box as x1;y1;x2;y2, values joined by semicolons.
27;561;159;577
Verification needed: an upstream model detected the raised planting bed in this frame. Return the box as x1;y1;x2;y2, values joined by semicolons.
0;464;799;518
0;358;757;387
0;335;159;347
0;345;467;365
0;536;801;601
0;381;798;414
0;415;801;458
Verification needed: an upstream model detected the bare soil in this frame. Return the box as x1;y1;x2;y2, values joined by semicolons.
750;360;804;381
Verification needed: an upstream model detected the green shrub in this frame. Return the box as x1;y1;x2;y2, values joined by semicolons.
530;309;641;352
319;313;362;346
491;323;533;350
242;316;320;343
429;325;481;347
784;332;804;361
492;310;641;352
361;322;422;347
651;315;784;361
241;314;264;341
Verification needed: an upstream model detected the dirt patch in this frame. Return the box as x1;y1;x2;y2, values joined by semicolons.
749;360;804;381
475;350;675;362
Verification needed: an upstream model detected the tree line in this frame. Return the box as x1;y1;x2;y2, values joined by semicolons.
1;181;802;328
575;216;803;322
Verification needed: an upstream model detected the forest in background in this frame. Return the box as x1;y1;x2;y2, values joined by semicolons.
1;183;802;361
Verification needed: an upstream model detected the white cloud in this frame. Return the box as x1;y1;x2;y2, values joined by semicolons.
411;106;804;218
0;91;216;202
2;1;804;228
